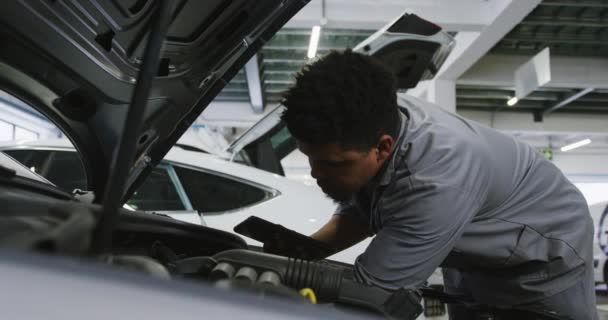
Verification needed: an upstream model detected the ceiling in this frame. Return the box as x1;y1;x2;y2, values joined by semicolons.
216;0;608;116
462;0;608;116
216;28;373;104
491;0;608;58
456;86;608;114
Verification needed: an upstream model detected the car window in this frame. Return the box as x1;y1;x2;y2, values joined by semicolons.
269;125;296;160
127;166;187;211
5;149;187;211
173;165;273;214
3;149;87;193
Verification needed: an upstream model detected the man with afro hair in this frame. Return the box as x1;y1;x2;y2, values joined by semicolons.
280;49;597;319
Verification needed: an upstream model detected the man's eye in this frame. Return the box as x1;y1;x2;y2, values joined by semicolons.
326;161;345;167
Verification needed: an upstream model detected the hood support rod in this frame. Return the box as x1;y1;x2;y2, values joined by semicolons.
94;0;174;253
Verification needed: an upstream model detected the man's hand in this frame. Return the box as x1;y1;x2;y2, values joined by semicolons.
262;227;336;260
311;214;370;253
260;214;369;260
262;232;289;256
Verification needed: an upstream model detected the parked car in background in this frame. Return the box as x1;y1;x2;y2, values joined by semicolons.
1;139;377;264
0;140;335;245
591;200;608;285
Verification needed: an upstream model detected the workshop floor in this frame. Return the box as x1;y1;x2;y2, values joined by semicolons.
596;294;608;319
419;292;608;319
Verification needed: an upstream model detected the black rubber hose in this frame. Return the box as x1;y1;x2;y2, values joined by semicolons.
212;249;396;312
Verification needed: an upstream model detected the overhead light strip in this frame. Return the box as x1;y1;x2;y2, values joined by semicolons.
560;138;591;152
307;26;321;59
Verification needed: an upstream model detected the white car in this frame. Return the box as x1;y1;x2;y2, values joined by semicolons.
0;139;371;263
591;200;608;284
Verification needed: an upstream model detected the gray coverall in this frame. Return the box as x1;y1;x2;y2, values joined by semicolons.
336;94;598;319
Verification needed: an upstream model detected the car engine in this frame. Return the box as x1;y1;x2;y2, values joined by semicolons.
0;175;568;320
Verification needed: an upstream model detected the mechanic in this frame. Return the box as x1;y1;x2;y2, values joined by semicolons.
279;49;598;319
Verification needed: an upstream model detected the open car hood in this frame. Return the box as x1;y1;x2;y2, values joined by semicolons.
0;0;308;201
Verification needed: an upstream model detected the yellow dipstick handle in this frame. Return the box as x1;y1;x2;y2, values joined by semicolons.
299;288;317;304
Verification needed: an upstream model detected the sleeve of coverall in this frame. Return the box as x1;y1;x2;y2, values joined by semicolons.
353;183;484;290
333;199;367;223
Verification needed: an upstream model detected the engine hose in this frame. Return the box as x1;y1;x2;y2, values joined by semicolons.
212;249;423;319
213;249;344;302
299;288;317;304
284;258;343;302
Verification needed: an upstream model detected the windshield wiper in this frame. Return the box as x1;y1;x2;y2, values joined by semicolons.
0;164;17;178
93;0;174;253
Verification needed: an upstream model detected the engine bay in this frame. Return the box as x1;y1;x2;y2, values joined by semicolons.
0;174;569;320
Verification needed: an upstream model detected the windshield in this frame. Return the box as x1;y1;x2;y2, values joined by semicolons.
227;105;285;160
0;151;53;184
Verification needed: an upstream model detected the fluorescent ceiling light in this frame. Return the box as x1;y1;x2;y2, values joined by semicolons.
506;97;518;106
307;26;321;59
560;138;591;152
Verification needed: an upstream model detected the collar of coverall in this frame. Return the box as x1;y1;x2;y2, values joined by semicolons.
373;108;408;189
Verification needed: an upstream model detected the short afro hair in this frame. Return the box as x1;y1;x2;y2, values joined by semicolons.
281;49;399;150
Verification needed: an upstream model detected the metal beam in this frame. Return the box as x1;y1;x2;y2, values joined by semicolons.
275;29;371;37
285;0;501;32
437;0;541;81
502;36;608;46
490;46;608;57
409;0;540;100
459;109;608;134
543;88;595;114
264;70;295;75
457;98;546;109
459;55;608;89
220;88;249;93
264;59;305;63
520;19;608;28
539;0;608;8
244;55;264;114
264;80;295;85
264;45;340;51
428;79;456;112
456;89;561;101
199;101;273;128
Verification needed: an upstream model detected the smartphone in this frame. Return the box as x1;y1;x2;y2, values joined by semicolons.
234;216;335;259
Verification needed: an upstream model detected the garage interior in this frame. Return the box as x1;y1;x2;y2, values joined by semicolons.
0;0;607;319
206;0;608;192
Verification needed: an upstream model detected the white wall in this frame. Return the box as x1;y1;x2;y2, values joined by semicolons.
574;183;608;207
281;149;608;208
554;152;608;182
0;91;60;142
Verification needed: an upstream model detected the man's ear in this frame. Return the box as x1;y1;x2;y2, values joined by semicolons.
376;134;394;162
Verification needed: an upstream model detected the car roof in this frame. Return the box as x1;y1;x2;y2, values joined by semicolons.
0;139;323;196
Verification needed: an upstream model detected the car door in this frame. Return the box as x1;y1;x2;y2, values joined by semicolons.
167;162;280;241
225;105;293;176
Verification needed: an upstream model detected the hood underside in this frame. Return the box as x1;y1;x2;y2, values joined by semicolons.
0;0;308;201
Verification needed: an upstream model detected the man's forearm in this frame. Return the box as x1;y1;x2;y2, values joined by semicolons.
311;214;369;253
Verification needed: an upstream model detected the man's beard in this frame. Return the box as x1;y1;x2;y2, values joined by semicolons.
322;187;354;203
